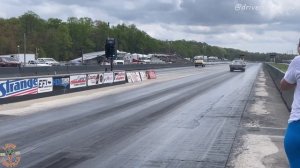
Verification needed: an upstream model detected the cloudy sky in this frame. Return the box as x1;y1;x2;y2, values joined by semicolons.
1;0;299;54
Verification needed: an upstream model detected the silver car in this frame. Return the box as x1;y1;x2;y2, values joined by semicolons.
229;60;246;72
36;58;60;66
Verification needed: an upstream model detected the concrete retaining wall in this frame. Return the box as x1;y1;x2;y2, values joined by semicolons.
265;63;294;110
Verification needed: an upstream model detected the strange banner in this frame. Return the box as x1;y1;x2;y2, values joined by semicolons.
0;78;38;98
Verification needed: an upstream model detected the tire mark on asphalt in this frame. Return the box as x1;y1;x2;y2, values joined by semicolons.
24;73;239;168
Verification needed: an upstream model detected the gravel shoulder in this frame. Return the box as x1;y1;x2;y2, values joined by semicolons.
226;67;289;168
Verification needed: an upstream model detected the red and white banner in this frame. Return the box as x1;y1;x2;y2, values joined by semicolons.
139;71;148;81
146;70;157;79
0;79;38;98
103;72;114;84
70;75;87;88
87;74;101;86
126;72;142;83
114;71;126;82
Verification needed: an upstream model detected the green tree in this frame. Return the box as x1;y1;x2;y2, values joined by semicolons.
0;11;284;62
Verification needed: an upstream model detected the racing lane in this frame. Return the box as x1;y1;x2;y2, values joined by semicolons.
0;63;261;168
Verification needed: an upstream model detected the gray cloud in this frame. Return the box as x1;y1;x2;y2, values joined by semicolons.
91;0;268;26
175;0;264;25
0;0;299;53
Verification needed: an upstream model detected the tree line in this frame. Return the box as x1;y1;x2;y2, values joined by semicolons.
0;11;294;61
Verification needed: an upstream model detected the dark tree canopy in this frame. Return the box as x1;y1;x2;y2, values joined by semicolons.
0;11;293;61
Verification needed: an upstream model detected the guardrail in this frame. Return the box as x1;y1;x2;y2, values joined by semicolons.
265;63;294;110
0;63;193;78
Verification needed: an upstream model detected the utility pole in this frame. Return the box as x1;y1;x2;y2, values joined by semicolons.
24;33;27;66
168;40;170;54
107;22;110;38
17;45;20;60
81;48;84;65
35;48;39;59
105;38;115;71
110;54;113;71
107;22;114;71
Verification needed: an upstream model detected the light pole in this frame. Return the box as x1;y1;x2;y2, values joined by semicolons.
168;41;170;54
24;33;27;66
298;39;300;55
203;45;207;62
17;45;20;60
107;22;110;38
81;48;84;65
35;48;39;59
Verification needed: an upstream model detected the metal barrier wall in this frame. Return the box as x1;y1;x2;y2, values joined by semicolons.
0;63;193;78
265;63;294;110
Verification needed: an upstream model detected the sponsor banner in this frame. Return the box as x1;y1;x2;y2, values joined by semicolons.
114;71;126;82
146;70;157;79
0;79;38;98
87;74;101;86
99;73;104;84
126;72;142;83
53;76;70;90
139;71;148;81
70;75;87;89
38;77;53;93
103;72;114;84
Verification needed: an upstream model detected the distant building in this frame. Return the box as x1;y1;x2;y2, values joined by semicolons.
0;53;36;63
69;51;106;65
69;51;131;65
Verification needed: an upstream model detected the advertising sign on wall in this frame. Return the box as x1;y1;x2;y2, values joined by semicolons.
70;75;87;89
139;71;148;81
113;71;126;82
87;74;101;86
126;72;142;83
0;79;38;98
146;70;157;79
53;76;70;90
38;77;53;93
103;72;114;84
